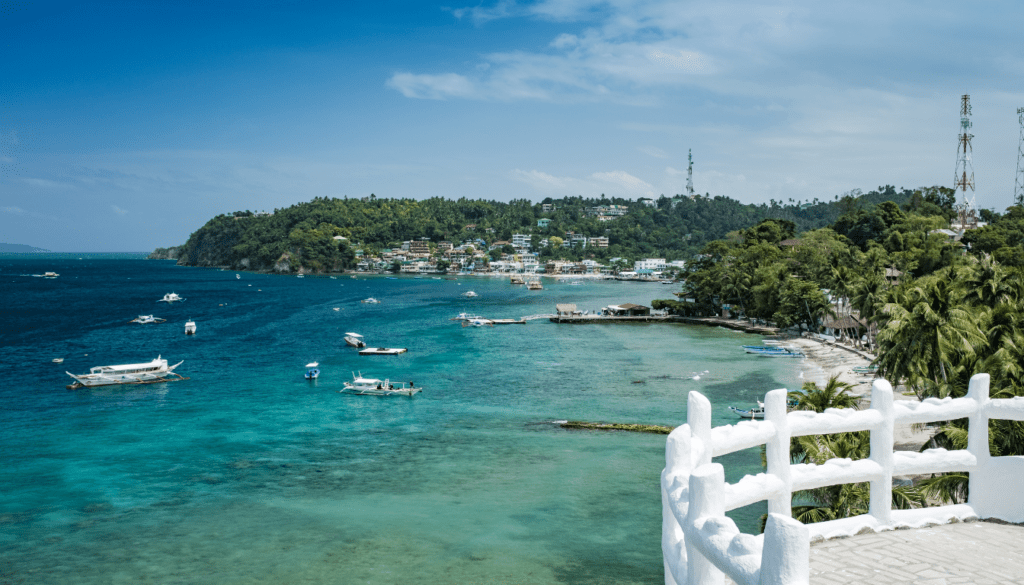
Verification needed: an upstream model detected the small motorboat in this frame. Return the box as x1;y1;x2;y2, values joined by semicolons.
362;298;381;304
236;274;240;279
43;272;59;278
344;332;366;348
305;362;320;380
130;315;166;324
463;318;493;327
729;403;765;420
158;293;184;303
184;320;196;335
358;347;408;356
449;312;483;321
462;291;479;298
52;358;64;364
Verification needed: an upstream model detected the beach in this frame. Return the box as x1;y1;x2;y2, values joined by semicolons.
786;336;935;451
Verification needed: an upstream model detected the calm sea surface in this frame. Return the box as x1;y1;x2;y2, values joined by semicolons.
0;256;804;584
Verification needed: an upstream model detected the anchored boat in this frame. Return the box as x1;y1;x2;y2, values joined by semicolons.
66;356;185;389
158;292;185;303
129;315;166;324
184;320;196;335
341;373;420;396
344;332;366;348
358;347;408;355
305;362;320;380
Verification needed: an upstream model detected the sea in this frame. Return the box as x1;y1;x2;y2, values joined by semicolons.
0;256;804;584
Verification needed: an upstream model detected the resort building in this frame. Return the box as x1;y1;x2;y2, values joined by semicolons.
511;234;531;249
589;236;609;248
408;240;430;255
564;232;587;248
437;241;453;253
537;218;551;228
638;198;657;208
602;303;651;316
541;203;555;213
634;258;666;271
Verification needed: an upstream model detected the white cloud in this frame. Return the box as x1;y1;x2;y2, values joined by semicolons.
111;205;128;216
638;145;669;159
590;170;656;197
21;177;74;189
386;73;479;100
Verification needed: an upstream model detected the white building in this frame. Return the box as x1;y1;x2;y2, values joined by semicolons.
635;258;666;271
512;234;531;250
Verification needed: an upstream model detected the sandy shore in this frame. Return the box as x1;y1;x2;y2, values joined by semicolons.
784;337;934;451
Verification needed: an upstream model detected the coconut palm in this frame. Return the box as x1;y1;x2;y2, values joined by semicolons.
788;375;859;413
875;277;987;399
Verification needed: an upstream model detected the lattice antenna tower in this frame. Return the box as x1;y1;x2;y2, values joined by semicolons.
954;94;977;230
1015;107;1024;207
686;149;695;199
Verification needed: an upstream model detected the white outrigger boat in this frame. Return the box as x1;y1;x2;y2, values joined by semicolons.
449;312;483;321
66;356;185;389
361;297;381;304
344;332;366;348
341;373;420;396
158;292;185;303
462;291;478;298
129;315;166;324
358;347;408;355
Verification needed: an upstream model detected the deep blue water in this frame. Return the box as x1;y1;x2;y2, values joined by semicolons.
0;257;803;584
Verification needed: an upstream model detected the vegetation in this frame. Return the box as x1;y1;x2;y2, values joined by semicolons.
172;188;913;272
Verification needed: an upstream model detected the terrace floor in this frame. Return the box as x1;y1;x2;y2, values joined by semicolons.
806;520;1024;584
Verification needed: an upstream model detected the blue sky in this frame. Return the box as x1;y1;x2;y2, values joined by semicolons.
2;0;1022;251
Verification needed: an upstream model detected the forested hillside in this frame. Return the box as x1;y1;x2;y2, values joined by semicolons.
172;185;921;272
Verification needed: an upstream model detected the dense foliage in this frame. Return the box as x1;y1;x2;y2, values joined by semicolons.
172;187;914;272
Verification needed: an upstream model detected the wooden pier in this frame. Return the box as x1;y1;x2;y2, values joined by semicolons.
549;315;681;323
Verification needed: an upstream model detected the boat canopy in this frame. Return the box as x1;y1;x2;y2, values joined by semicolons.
305;362;319;368
345;332;363;337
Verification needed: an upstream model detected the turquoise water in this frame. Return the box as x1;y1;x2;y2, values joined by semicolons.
0;258;802;584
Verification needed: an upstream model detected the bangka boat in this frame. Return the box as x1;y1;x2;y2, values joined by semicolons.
510;275;525;284
450;312;483;321
157;292;184;303
66;356;185;389
526;280;543;290
52;358;64;363
742;345;803;357
851;365;879;374
358;347;408;355
129;315;166;324
184;320;196;335
729;403;765;419
344;332;366;348
305;362;320;380
43;272;59;278
362;297;381;304
462;291;479;298
341;373;421;396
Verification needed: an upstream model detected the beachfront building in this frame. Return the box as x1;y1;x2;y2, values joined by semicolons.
602;303;650;316
635;258;666;272
408;239;430;255
564;232;587;248
589;236;609;248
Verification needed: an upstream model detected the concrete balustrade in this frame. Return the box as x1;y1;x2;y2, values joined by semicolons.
663;373;1024;585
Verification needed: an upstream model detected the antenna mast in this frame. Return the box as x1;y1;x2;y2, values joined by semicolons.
1016;107;1024;207
954;95;978;231
686;149;695;199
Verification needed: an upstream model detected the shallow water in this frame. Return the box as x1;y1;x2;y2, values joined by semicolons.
0;258;801;584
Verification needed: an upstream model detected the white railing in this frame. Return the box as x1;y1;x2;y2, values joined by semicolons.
661;373;1024;585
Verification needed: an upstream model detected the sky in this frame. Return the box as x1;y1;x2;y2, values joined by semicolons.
1;0;1023;252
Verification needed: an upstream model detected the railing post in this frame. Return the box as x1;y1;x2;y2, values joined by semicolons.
663;425;693;585
869;379;894;526
687;463;726;585
967;373;990;514
689;391;713;468
764;389;791;517
760;513;810;585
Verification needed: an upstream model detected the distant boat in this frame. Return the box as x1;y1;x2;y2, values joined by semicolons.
157;293;184;303
362;298;381;304
185;320;196;335
130;315;166;324
450;312;483;321
66;356;184;389
341;373;420;396
462;291;478;298
43;272;59;278
526;280;543;290
344;332;366;348
297;275;304;279
463;318;493;327
358;347;407;355
729;403;765;420
52;358;64;364
510;275;525;284
236;274;240;279
305;362;320;380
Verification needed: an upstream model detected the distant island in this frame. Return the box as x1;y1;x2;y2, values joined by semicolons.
162;188;924;274
0;243;51;253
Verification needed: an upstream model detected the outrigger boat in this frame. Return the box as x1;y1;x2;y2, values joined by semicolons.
129;315;166;324
742;345;804;357
729;402;766;420
344;332;366;348
361;297;381;304
358;347;408;355
450;312;483;321
66;356;185;389
157;292;185;303
341;373;421;396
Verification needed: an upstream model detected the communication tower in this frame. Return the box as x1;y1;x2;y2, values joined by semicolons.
954;95;979;231
1016;107;1024;207
686;149;695;199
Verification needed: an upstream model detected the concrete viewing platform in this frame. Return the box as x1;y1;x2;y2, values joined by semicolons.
723;519;1024;584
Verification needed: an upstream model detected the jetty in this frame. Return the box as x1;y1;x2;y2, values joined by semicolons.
675;315;779;335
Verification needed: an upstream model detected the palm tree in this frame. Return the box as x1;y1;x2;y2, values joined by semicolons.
789;375;859;413
875;277;987;399
850;273;885;350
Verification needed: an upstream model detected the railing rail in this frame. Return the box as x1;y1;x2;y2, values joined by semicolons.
662;373;1024;585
